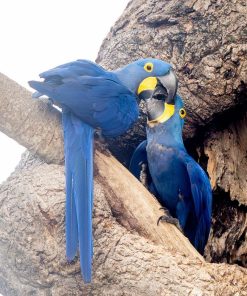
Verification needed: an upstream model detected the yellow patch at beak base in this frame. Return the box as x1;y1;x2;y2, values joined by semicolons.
137;77;158;95
148;102;175;124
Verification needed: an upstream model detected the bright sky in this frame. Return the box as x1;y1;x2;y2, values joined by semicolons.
0;0;129;184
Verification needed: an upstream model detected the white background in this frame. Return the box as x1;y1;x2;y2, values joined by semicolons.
0;0;129;183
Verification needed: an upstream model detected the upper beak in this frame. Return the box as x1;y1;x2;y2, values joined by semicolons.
157;69;178;104
137;68;178;104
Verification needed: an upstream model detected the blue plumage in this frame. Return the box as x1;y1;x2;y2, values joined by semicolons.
63;112;93;282
129;140;148;180
29;58;173;282
30;74;138;137
129;140;159;196
131;93;212;254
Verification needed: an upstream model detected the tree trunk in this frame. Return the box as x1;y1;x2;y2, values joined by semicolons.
0;65;246;296
97;0;247;267
0;0;247;294
0;150;246;295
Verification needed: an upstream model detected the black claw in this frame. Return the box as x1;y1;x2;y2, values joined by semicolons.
157;215;163;226
159;207;170;215
156;209;183;233
94;129;106;142
157;207;171;225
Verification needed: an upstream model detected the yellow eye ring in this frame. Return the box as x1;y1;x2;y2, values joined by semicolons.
144;62;153;72
179;108;186;118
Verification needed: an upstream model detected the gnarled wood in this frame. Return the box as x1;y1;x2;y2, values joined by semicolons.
97;0;247;267
0;69;246;296
0;153;246;295
0;73;63;164
0;72;201;261
95;149;202;260
0;0;247;291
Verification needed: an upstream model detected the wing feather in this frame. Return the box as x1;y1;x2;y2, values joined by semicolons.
29;70;138;137
183;154;212;253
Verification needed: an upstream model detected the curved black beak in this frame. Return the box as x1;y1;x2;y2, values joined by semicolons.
157;68;178;105
137;68;178;104
137;68;178;124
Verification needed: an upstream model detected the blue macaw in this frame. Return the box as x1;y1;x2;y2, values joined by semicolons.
28;58;175;282
130;75;212;254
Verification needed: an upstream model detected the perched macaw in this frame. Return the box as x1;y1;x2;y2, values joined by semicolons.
130;74;212;254
28;58;176;282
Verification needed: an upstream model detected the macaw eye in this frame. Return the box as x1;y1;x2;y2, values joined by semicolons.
179;108;186;118
144;62;153;72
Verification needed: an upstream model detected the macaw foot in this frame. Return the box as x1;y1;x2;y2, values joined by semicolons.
94;129;106;143
157;207;183;233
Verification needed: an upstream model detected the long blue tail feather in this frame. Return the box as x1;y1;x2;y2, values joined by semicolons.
63;111;94;283
65;164;78;261
63;113;78;261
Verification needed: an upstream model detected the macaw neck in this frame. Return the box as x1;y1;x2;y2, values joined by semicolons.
146;117;185;151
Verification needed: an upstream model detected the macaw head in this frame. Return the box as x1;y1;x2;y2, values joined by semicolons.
114;58;177;101
143;79;186;131
144;84;186;148
115;58;178;123
131;60;182;126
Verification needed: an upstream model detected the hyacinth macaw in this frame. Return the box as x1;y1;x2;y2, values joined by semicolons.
28;58;176;282
130;74;212;254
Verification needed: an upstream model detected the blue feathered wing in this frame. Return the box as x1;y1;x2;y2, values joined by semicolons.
129;140;148;179
129;140;159;196
182;154;212;254
29;60;139;137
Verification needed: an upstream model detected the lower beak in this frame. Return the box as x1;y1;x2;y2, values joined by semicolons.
137;69;178;124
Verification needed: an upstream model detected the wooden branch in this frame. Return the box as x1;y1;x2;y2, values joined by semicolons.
95;149;203;260
1;74;247;295
0;152;245;295
95;0;247;268
0;73;63;164
0;73;202;261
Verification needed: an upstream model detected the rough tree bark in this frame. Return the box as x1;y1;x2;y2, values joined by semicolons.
0;75;247;295
0;0;247;294
97;0;247;267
